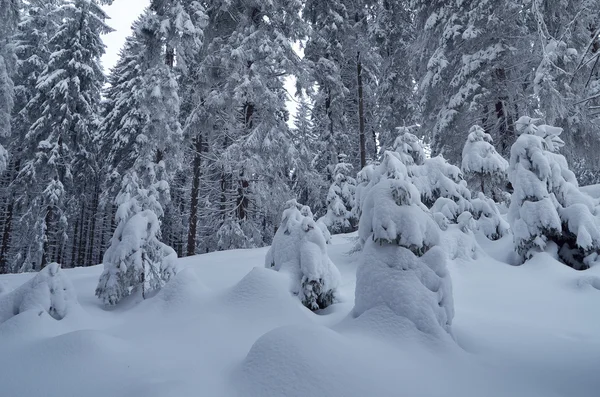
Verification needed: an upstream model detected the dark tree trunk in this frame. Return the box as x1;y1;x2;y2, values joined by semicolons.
0;196;14;274
187;134;203;256
77;200;87;267
41;205;53;269
357;51;366;169
86;182;99;265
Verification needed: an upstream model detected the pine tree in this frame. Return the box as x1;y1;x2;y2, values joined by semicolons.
412;0;533;162
97;1;206;303
461;125;509;201
0;0;21;173
319;161;357;234
179;0;306;251
353;150;454;339
15;0;110;270
508;116;600;269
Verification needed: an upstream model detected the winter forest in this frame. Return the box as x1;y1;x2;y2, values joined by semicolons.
1;0;600;395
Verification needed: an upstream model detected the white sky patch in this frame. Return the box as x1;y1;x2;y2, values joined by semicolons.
101;0;150;73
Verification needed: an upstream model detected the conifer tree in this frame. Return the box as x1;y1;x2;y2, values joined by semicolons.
16;0;111;269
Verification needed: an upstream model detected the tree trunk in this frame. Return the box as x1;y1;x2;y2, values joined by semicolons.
77;200;87;267
0;196;14;274
357;51;366;169
86;182;99;265
41;205;53;269
187;134;203;256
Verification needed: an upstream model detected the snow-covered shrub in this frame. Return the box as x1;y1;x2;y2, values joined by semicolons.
461;125;509;201
509;116;600;269
391;130;425;167
471;193;509;240
216;219;261;251
96;171;178;306
388;130;471;222
265;200;341;311
319;162;357;234
457;211;476;233
0;263;78;324
412;156;472;221
353;163;377;221
353;151;454;337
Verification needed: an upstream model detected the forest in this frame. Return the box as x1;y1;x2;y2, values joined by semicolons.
0;0;599;285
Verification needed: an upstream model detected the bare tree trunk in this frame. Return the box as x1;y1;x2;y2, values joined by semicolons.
86;182;99;265
357;51;366;169
41;205;53;269
187;134;203;256
0;196;14;274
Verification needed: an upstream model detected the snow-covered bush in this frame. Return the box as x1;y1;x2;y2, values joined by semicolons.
96;171;177;305
461;125;509;201
471;193;509;240
319;162;357;234
353;163;377;221
0;263;78;324
509;116;600;269
391;130;425;167
265;200;341;310
412;156;472;221
353;151;454;337
388;130;472;223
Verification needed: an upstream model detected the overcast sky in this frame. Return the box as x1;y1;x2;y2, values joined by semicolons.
101;0;149;72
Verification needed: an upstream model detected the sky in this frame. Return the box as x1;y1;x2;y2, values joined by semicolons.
101;0;149;72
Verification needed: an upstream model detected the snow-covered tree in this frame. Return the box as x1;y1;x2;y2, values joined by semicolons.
508;116;600;269
461;125;509;201
353;150;454;338
412;0;533;162
180;0;307;251
95;172;177;305
471;192;509;240
265;200;341;311
0;0;21;172
97;1;198;304
319;162;357;234
16;0;111;269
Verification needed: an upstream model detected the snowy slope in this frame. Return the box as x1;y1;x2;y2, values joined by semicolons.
1;232;600;397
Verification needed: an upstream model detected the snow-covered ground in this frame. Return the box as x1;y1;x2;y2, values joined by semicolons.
1;231;600;397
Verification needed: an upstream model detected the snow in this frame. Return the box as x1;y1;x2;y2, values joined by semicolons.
1;232;600;396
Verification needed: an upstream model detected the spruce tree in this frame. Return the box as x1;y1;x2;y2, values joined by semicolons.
16;0;111;269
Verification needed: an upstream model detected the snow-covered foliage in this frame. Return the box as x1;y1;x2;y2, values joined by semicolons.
0;263;78;324
265;200;340;311
319;162;357;234
412;156;472;222
353;150;453;338
391;130;425;167
96;171;177;305
0;0;20;163
471;193;509;240
384;130;472;223
461;125;509;200
509;116;600;269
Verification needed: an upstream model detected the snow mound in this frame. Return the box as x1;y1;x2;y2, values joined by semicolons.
239;324;376;397
155;267;208;308
226;267;300;310
575;276;600;291
0;263;78;324
354;241;454;339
